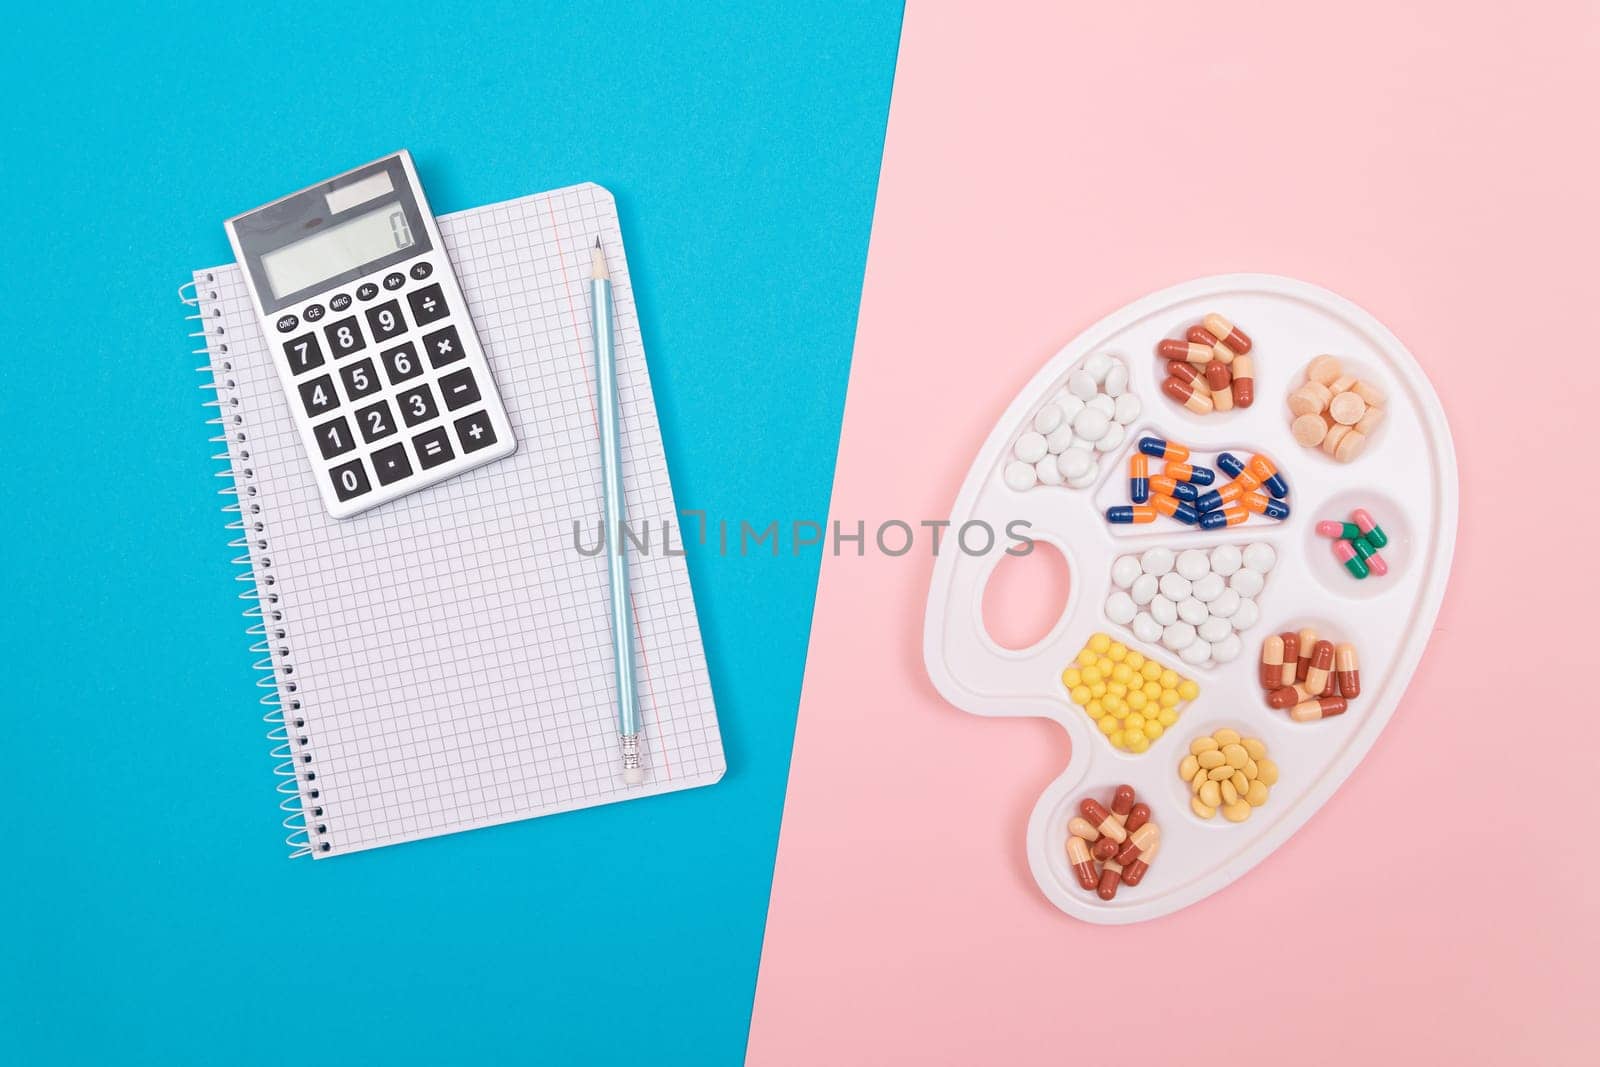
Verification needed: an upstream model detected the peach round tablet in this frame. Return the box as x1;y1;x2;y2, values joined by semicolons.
1321;423;1351;456
1355;405;1385;435
1335;429;1368;462
1353;380;1386;407
1288;384;1329;418
1328;391;1367;426
1292;413;1328;446
1306;354;1343;385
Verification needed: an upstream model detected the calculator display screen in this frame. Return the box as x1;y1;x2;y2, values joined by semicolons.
260;203;416;300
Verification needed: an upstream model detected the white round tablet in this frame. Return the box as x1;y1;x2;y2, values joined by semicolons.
1072;408;1110;443
1084;351;1113;383
1113;393;1141;425
1105;591;1136;626
1111;555;1142;589
1066;460;1099;488
1230;568;1265;598
1132;612;1163;644
1056;394;1086;422
1046;425;1074;453
1209;543;1243;576
1230;597;1259;631
1003;461;1036;491
1103;361;1129;398
1176;549;1210;580
1034;453;1062;485
1207;587;1241;619
1243;542;1277;573
1177;597;1208;625
1068;370;1098;401
1191;572;1226;602
1162;621;1197;652
1094;422;1125;453
1212;634;1243;663
1149;594;1178;626
1140;547;1175;575
1033;404;1063;434
1180;638;1211;665
1197;616;1232;643
1013;431;1047;463
1087;393;1116;418
1158;572;1192;601
1130;573;1159;606
1058;447;1093;480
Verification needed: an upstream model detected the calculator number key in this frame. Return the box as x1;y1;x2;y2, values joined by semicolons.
313;415;356;459
355;399;398;443
339;357;382;401
324;316;366;358
371;442;414;486
413;426;455;469
282;332;325;375
380;341;423;385
366;299;406;343
454;410;498;453
407;282;449;326
396;383;439;426
422;325;464;368
330;458;372;501
438;367;481;411
298;373;339;417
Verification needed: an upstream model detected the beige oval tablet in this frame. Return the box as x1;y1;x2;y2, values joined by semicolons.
1329;391;1367;425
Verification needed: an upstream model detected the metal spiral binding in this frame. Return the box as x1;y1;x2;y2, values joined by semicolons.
182;275;329;858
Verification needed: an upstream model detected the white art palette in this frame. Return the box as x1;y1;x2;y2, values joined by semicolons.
923;274;1457;923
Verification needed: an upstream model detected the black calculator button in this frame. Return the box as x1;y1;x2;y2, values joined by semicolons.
298;373;339;417
357;282;379;301
329;293;352;312
413;426;455;469
354;399;398;443
408;282;449;325
409;261;433;281
383;272;406;291
454;410;498;453
313;415;356;459
282;332;325;375
365;299;406;343
438;367;482;411
422;324;464;368
304;303;326;323
330;458;371;501
371;442;414;486
276;313;299;333
324;316;366;358
339;357;382;401
379;341;423;385
396;383;439;426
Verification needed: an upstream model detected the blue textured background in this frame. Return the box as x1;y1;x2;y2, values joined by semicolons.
0;3;899;1062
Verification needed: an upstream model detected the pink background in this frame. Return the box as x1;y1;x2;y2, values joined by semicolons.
748;3;1598;1064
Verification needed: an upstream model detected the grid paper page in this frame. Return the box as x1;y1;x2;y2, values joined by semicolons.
196;183;723;856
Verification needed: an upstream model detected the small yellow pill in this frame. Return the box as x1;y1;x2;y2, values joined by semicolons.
1256;758;1280;786
1231;770;1249;794
1191;796;1217;819
1208;765;1233;781
1086;699;1103;718
1090;682;1107;698
1143;681;1163;700
1126;733;1149;754
1243;758;1258;780
1107;682;1127;698
1102;694;1124;714
1112;703;1130;720
1062;668;1082;688
1191;768;1207;793
1124;711;1145;731
1096;657;1113;676
1142;661;1164;681
1220;779;1238;805
1081;666;1102;686
1111;663;1133;684
1108;730;1125;749
1223;744;1248;768
1077;649;1096;667
1200;780;1221;807
1246;780;1269;806
1143;720;1163;740
1213;728;1241;746
1190;737;1219;755
1125;651;1145;671
1108;642;1128;662
1099;715;1118;735
1070;685;1091;705
1180;754;1200;779
1242;737;1267;761
1089;632;1111;654
1177;680;1199;701
1221;801;1252;823
1160;669;1180;689
1198;749;1226;768
1127;690;1148;712
1157;708;1178;727
1159;690;1180;708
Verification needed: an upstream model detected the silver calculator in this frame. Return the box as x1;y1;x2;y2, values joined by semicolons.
225;150;516;518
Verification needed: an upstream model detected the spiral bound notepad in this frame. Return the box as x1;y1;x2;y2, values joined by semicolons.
183;183;724;858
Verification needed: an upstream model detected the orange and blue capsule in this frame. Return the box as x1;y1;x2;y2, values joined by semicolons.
1149;493;1199;525
1129;454;1149;503
1199;505;1248;529
1247;454;1290;499
1216;452;1260;491
1138;436;1190;463
1148;475;1198;503
1194;481;1245;513
1161;461;1215;486
1106;505;1157;525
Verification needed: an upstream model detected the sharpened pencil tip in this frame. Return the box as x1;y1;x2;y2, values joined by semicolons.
595;236;602;249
